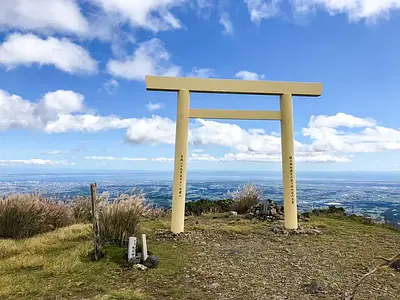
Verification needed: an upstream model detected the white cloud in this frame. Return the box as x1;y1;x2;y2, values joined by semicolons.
187;67;215;78
244;0;282;23
125;116;176;145
192;149;205;153
146;102;164;112
104;79;120;95
0;0;89;35
308;113;376;128
0;33;98;74
2;88;400;164
221;152;351;163
152;157;175;163
46;150;63;155
220;13;234;35
0;89;85;131
302;113;400;153
85;156;147;161
107;38;181;81
292;0;400;21
0;159;73;165
152;153;218;163
90;0;183;32
235;70;265;80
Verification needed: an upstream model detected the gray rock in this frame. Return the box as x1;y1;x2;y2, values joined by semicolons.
229;211;238;216
210;282;220;289
304;280;324;294
229;249;241;255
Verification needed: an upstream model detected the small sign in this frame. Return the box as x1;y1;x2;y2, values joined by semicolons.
128;237;137;261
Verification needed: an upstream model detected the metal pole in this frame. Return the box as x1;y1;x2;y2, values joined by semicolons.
280;93;298;230
171;89;190;233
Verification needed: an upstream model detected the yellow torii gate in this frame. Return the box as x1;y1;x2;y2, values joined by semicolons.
146;76;323;233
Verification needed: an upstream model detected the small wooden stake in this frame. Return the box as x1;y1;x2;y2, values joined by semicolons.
91;183;101;261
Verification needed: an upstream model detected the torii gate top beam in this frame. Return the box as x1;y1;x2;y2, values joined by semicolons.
145;76;323;97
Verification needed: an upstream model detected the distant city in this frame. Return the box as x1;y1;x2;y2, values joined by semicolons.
1;171;399;227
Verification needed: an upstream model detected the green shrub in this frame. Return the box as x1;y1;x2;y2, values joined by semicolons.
227;184;262;214
310;206;346;217
185;199;234;216
0;195;74;239
98;192;150;247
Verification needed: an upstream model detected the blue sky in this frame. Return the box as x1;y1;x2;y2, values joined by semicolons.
1;0;400;172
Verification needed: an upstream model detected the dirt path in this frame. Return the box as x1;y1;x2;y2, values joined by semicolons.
146;216;400;300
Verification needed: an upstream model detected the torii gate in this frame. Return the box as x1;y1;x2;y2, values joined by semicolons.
146;76;323;233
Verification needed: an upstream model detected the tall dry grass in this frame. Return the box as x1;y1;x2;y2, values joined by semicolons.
227;184;263;214
98;191;150;247
0;195;74;239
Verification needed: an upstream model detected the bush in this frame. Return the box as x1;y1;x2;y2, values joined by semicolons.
0;195;74;239
310;206;346;217
226;184;262;214
98;192;150;247
185;199;234;216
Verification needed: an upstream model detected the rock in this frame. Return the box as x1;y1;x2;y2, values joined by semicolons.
143;255;159;269
229;249;241;255
270;208;277;216
229;211;238;216
200;241;207;245
128;256;141;264
304;280;324;294
210;282;220;289
134;264;147;271
389;258;400;271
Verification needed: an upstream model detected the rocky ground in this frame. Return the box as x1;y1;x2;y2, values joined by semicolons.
147;215;400;300
1;214;399;300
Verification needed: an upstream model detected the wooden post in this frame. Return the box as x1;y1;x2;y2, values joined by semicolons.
90;183;101;261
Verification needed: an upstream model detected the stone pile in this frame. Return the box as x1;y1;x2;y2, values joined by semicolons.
271;224;323;236
245;199;285;221
245;199;311;222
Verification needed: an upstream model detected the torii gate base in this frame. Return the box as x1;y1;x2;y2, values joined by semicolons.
146;76;323;233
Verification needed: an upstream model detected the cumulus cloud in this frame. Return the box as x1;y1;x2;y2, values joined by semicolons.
125;116;176;145
0;33;98;74
292;0;400;21
220;13;234;35
244;0;282;23
308;113;376;128
0;0;89;35
235;70;265;80
107;38;181;81
146;102;164;112
2;88;400;164
89;0;183;32
0;159;73;165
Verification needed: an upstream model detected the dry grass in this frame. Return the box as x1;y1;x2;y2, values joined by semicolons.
227;184;263;214
0;194;74;239
1;210;399;300
98;192;151;247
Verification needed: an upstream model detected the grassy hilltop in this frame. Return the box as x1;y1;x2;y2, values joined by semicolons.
1;213;399;300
